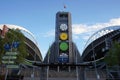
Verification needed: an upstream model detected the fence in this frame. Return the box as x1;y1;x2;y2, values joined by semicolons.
0;65;120;80
0;65;47;80
84;66;120;80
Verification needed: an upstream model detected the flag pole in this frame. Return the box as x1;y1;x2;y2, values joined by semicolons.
63;4;67;11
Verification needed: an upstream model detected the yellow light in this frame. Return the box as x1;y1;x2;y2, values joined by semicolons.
60;33;68;40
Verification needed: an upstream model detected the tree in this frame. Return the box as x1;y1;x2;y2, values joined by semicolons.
104;41;120;66
104;41;120;79
0;29;28;64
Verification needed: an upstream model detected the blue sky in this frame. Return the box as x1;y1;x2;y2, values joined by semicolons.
0;0;120;58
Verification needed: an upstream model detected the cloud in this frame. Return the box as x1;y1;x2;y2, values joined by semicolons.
41;18;120;41
72;24;87;34
73;34;79;39
41;29;55;37
39;18;120;56
72;18;120;40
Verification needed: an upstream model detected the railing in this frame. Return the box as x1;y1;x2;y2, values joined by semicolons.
1;65;120;80
84;66;120;80
84;69;107;80
0;65;47;80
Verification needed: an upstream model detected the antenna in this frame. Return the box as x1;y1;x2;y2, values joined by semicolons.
64;4;66;9
62;3;67;11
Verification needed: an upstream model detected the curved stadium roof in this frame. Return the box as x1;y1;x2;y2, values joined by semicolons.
0;24;37;45
82;25;120;62
84;25;120;50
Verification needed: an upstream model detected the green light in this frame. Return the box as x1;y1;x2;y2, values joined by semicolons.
60;42;68;51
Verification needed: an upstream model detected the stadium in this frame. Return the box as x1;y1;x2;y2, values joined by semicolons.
0;12;120;80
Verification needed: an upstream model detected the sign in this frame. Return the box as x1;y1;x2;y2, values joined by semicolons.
7;65;19;69
4;43;11;51
2;56;17;59
4;41;19;51
2;51;19;69
2;61;14;64
5;52;18;55
58;57;69;63
12;42;19;48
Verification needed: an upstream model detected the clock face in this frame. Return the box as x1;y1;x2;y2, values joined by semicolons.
60;24;68;31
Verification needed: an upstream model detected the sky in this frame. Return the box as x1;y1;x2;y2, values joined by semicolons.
0;0;120;58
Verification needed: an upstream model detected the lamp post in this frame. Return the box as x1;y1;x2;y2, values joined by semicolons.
47;45;51;80
76;49;79;80
31;52;36;80
92;43;100;80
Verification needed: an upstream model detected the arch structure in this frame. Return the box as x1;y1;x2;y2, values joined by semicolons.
82;25;120;63
0;24;43;62
84;26;120;49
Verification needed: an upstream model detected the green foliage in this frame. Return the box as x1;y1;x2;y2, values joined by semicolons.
0;29;28;64
104;41;120;66
0;36;5;64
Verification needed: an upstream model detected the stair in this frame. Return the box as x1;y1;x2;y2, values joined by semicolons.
48;70;77;80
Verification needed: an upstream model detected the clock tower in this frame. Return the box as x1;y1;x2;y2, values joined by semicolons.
44;11;80;64
55;12;73;63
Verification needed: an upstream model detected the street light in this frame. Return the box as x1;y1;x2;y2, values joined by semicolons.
75;49;79;80
92;43;100;80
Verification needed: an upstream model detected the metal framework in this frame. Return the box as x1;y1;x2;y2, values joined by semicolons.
0;24;38;47
84;26;120;49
